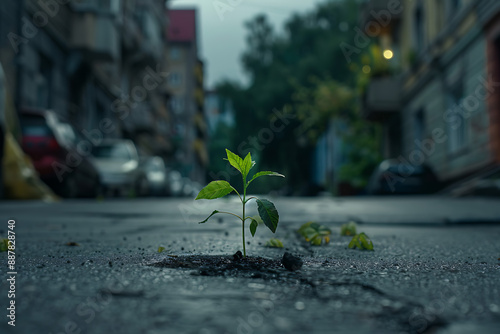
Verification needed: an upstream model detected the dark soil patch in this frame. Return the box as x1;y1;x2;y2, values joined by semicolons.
149;255;283;278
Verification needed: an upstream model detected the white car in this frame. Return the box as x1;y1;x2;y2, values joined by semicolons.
141;156;168;196
91;139;149;197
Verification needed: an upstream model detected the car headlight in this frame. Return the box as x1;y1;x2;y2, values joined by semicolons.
121;160;138;173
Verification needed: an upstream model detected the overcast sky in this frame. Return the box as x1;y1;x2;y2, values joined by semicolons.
170;0;327;89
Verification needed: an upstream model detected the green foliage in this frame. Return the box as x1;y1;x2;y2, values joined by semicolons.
348;233;374;251
297;222;332;246
196;149;285;257
195;181;236;200
340;221;357;236
214;0;384;192
215;0;364;191
158;247;166;253
265;238;284;248
0;238;8;252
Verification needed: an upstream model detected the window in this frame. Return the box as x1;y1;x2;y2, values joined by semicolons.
72;0;120;14
450;0;462;11
37;54;52;109
414;5;425;50
170;47;181;60
168;72;182;87
447;0;462;19
414;109;425;144
446;81;467;153
170;96;184;114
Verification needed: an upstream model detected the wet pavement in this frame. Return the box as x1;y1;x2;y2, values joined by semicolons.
0;196;499;333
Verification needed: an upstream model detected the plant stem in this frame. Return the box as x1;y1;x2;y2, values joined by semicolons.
245;196;256;203
242;217;246;257
217;211;243;221
242;175;247;257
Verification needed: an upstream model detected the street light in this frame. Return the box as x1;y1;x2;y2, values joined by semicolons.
383;49;394;60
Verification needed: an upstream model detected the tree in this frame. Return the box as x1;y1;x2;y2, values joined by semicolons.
215;0;381;193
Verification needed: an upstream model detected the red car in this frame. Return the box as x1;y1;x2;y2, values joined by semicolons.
19;108;101;198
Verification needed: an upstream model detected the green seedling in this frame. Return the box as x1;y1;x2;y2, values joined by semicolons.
298;222;332;245
195;149;285;257
265;238;284;248
341;221;357;236
348;233;374;250
0;238;8;252
158;247;166;253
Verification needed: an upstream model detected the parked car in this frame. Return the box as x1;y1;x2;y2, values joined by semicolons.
19;108;101;198
90;139;149;197
366;159;441;195
140;156;168;196
167;170;183;196
181;177;194;197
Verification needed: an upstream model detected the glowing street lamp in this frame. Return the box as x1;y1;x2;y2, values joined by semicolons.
383;49;394;60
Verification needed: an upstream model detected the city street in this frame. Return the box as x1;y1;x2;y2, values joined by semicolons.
1;196;499;333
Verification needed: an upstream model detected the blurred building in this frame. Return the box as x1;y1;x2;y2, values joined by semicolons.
362;0;500;184
204;89;235;133
166;9;208;183
0;0;172;157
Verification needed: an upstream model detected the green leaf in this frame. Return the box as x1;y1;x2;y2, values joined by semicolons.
248;171;285;186
301;227;319;242
158;246;166;253
310;236;322;246
250;215;263;225
249;219;258;237
225;149;251;178
359;233;374;250
198;210;220;224
297;222;332;245
0;239;8;252
242;152;254;178
257;199;279;233
348;235;359;249
195;181;234;200
348;233;374;250
341;221;357;236
265;238;283;248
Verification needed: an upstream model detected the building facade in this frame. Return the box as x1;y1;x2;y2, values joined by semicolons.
0;0;171;157
362;0;500;183
166;9;208;183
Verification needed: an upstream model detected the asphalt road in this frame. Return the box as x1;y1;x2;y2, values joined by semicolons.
0;196;499;334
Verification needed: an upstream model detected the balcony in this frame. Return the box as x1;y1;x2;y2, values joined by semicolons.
25;0;72;46
123;103;155;133
362;76;401;121
360;0;403;31
70;11;119;61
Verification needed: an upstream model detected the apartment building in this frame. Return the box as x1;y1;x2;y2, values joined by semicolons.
166;9;208;183
0;0;171;157
362;0;500;183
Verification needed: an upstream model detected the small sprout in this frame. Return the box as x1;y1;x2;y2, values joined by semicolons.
298;222;332;246
348;233;374;251
265;238;284;248
158;247;166;253
0;239;9;252
341;221;357;236
195;149;285;257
